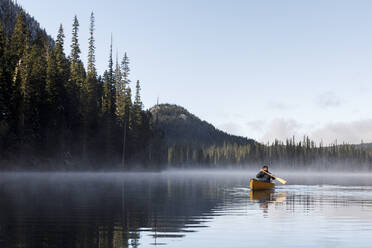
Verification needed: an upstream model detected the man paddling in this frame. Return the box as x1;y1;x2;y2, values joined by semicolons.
256;165;276;183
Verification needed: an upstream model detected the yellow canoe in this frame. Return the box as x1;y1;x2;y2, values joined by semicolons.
249;178;275;190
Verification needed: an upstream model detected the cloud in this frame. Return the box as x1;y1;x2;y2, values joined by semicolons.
316;91;342;108
259;118;372;145
218;117;372;145
260;118;302;144
310;119;372;144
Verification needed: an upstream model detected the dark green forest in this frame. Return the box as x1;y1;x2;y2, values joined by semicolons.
1;1;372;170
0;3;165;169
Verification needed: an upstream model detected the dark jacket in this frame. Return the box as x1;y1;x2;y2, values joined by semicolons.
256;170;275;183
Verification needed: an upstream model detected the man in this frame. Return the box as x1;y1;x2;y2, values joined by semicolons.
256;165;275;183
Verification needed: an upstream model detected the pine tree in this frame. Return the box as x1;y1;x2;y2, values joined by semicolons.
55;25;69;81
107;36;115;116
133;80;143;128
10;11;27;70
70;16;80;65
69;15;85;89
7;12;29;138
85;12;98;117
66;16;86;157
108;35;114;87
82;12;99;159
121;52;131;122
114;52;124;120
46;25;68;110
87;12;96;76
85;11;98;113
121;53;130;88
20;32;48;148
45;25;69;155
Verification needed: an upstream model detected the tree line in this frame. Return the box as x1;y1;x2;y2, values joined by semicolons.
0;11;165;169
167;137;372;170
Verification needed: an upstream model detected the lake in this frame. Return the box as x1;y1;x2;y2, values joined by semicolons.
0;171;372;248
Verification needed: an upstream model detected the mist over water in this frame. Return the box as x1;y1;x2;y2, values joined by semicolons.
1;170;372;247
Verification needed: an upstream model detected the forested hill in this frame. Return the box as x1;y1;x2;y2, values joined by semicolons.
0;0;52;43
150;104;256;147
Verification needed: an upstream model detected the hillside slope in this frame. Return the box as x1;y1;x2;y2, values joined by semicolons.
150;104;256;147
0;0;52;42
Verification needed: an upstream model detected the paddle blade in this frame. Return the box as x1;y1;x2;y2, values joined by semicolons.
275;177;287;184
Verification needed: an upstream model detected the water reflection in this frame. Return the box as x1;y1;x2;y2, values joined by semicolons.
249;190;287;214
0;173;226;248
0;172;371;248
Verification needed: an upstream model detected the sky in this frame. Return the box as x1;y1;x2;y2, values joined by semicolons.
16;0;372;144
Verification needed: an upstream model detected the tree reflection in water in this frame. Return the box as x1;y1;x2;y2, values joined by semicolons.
0;173;233;248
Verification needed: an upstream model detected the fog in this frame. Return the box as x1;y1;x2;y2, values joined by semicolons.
1;168;372;186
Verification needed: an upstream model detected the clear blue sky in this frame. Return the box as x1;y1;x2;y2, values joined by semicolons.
18;0;372;144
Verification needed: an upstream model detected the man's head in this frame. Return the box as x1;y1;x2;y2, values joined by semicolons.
262;165;268;171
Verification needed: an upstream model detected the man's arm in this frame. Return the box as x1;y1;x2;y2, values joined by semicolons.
266;171;276;179
256;171;264;178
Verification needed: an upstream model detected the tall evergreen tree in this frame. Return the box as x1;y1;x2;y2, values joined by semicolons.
82;12;99;159
70;16;80;66
20;32;48;150
121;53;130;88
108;35;114;86
85;11;98;113
107;36;115;116
46;24;68;109
121;52;132;124
114;51;124;120
8;12;29;138
69;15;85;89
10;11;27;70
133;80;143;128
55;25;69;82
45;25;69;156
85;12;98;118
66;16;86;157
87;12;96;76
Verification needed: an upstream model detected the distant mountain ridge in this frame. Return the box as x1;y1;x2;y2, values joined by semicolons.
150;104;256;147
0;0;53;43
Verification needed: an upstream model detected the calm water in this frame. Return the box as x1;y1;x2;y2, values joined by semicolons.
0;171;372;248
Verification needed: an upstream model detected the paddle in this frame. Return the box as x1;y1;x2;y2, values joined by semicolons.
261;170;287;184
